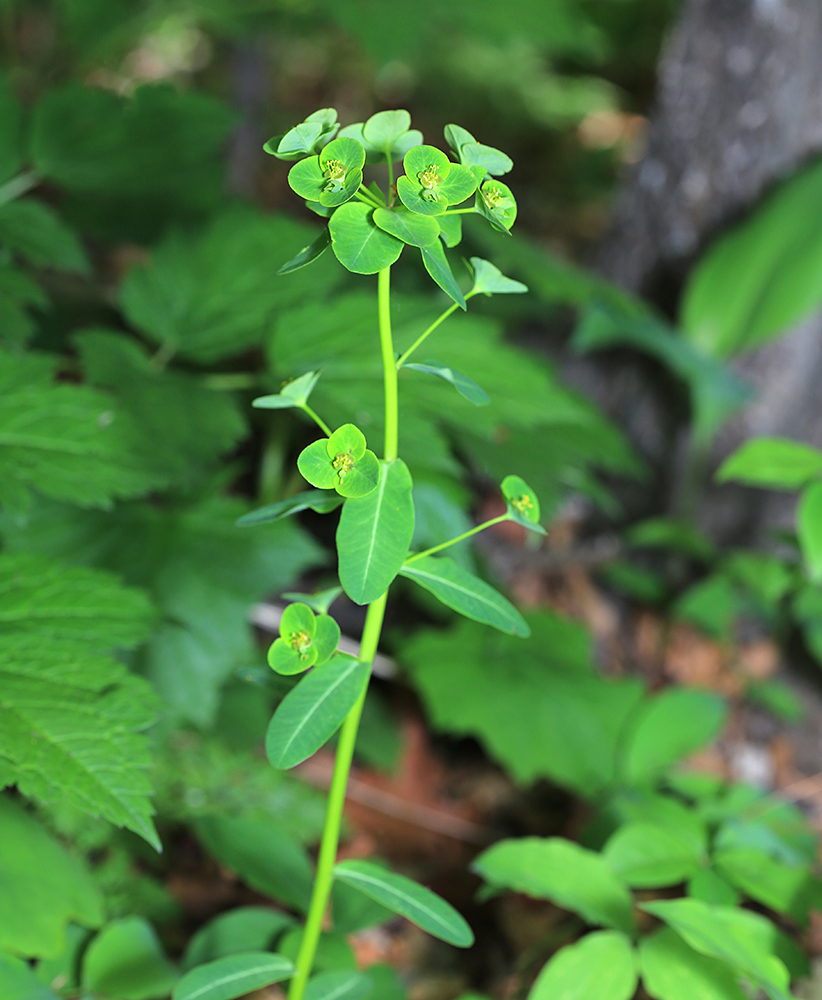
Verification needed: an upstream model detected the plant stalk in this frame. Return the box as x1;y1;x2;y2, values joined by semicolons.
404;514;507;564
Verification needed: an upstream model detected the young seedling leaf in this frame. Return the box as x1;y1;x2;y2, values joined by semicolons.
529;931;637;1000
402;360;490;405
337;458;415;605
172;952;294;1000
329;202;404;274
265;656;370;769
372;207;440;247
469;257;528;295
420;240;466;310
277;229;332;274
333;860;474;947
235;491;342;526
798;481;822;582
400;555;529;637
304;970;372;1000
716;437;822;489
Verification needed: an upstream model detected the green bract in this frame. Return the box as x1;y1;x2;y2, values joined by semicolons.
288;137;366;209
266;602;341;675
297;424;380;498
264;108;340;161
501;475;542;527
476;180;517;233
444;123;513;179
396;145;478;217
339;109;422;164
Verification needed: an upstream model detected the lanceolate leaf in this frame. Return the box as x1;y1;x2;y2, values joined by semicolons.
419;240;466;310
400;555;529;637
278;228;332;274
172;953;294;1000
402;361;490;405
266;656;370;769
333;860;474;947
337;459;415;605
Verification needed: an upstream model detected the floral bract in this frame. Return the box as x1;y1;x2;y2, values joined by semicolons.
264;108;340;161
267;602;341;675
287;137;366;209
501;475;545;534
396;145;478;217
297;423;380;498
444;123;513;179
476;180;517;233
339;109;423;164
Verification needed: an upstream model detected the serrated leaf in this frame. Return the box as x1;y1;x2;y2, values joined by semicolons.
716;437;822;489
266;656;369;769
333;860;474;947
402;360;489;405
639;928;747;1000
337;459;415;604
83;917;177;1000
420;240;466;309
474;838;635;934
529;931;636;1000
173;953;294;1000
0;198;90;273
278;228;332;274
401;555;529;636
0;796;104;959
328;202;404;274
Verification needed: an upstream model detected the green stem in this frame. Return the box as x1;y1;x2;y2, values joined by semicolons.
441;208;477;215
378;267;398;461
356;185;384;209
0;170;38;208
286;593;388;1000
386;153;394;199
300;404;332;437
404;515;507;564
396;292;477;368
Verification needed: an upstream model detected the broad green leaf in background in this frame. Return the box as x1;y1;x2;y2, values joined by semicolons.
266;657;370;769
603;822;705;888
181;908;294;970
0;953;60;1000
0;199;90;273
641;899;791;1000
687;869;740;906
639;928;747;1000
716;437;822;489
474;837;635;934
400;613;644;794
278;930;356;974
528;931;637;1000
401;361;490;406
713;846;822;925
400;555;530;637
194;814;313;912
328;202;404;274
0;75;24;185
619;688;727;785
236;492;343;527
304;970;372;1000
333;860;474;947
419;240;467;309
0;263;47;346
172;953;294;1000
0;796;104;959
337;458;415;604
682;158;822;357
798;481;822;582
0;349;168;511
82;917;177;1000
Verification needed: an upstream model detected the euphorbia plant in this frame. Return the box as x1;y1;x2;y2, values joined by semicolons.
174;107;538;1000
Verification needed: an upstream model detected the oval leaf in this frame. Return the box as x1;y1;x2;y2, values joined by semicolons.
529;931;637;1000
333;860;473;948
402;360;490;405
328;202;403;275
716;437;822;490
265;656;370;769
337;458;415;605
400;555;529;637
83;917;177;1000
172;953;294;1000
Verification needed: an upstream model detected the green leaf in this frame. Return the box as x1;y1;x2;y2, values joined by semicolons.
437;213;463;248
682;158;822;356
458;143;513;178
194;815;313;912
0;75;24;185
799;481;822;582
401;555;529;637
236;491;342;526
603;823;705;888
528;931;637;1000
639;928;747;1000
420;240;466;309
182;908;294;970
688;869;740;907
288;157;327;202
0;796;103;958
620;688;727;785
363;110;412;148
714;846;822;924
402;360;490;405
172;953;294;1000
0;953;60;1000
0;199;90;273
333;859;474;947
266;656;370;769
254;372;322;409
304;970;372;1000
328;202;404;274
0;348;168;510
372;207;440;247
438;164;479;206
474;837;635;934
337;458;415;605
640;899;791;1000
82;917;177;1000
469;258;527;296
717;437;822;489
278;229;332;274
500;474;544;533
